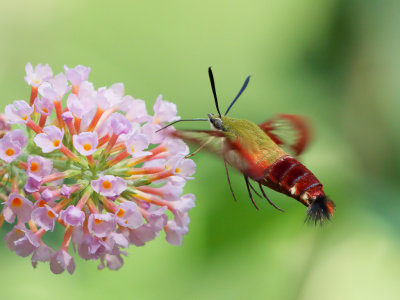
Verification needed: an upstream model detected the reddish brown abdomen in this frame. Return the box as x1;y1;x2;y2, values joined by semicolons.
261;155;325;206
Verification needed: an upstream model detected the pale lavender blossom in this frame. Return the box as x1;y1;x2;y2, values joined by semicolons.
164;220;189;246
172;194;195;227
60;206;85;227
24;176;43;193
34;126;64;153
39;73;70;102
146;206;168;231
153;95;179;124
41;189;60;202
67;94;86;118
32;244;55;268
109;112;132;135
91;175;127;197
5;100;33;124
115;201;143;229
50;249;75;274
61;111;74;123
34;97;53;115
31;205;58;231
27;155;53;179
0;129;27;163
73;132;98;156
124;131;151;158
88;213;117;237
100;83;124;107
128;224;158;247
121;96;150;123
64;65;91;86
5;225;40;257
24;63;53;87
2;193;33;223
166;154;196;179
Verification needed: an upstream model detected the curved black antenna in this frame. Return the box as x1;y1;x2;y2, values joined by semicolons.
224;75;250;116
155;118;208;132
208;67;222;117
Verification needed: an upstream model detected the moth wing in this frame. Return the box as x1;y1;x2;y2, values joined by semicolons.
172;129;262;178
259;114;312;156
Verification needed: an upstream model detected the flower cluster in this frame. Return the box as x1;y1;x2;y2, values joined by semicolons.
0;63;196;273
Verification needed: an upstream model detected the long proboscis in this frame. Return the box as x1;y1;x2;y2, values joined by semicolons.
155;118;209;132
224;75;250;116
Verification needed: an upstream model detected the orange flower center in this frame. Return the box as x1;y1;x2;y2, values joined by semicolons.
30;162;39;172
42;108;49;113
38;200;46;207
116;208;125;217
53;139;60;147
47;210;55;218
94;218;103;224
11;197;22;207
174;168;181;173
83;143;92;151
5;148;15;156
102;181;111;189
22;115;28;121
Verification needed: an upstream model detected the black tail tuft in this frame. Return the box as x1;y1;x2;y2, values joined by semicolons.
305;195;335;225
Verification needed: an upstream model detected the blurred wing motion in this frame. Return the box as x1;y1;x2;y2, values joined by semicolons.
259;114;312;156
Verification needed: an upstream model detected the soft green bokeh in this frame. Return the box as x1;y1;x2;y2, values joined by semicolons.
1;0;399;299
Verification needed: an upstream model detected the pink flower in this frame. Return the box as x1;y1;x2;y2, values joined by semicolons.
153;95;179;124
165;154;196;179
26;155;53;179
39;73;70;102
100;83;124;107
24;63;53;87
0;129;27;163
5;225;40;257
50;249;75;274
172;194;195;227
91;175;127;197
73;132;98;156
109;112;132;135
5;100;33;124
24;176;43;193
34;97;53;116
145;206;168;231
115;202;143;229
128;225;157;247
34;126;64;153
67;94;90;118
121;96;150;123
124;131;151;159
88;213;116;237
31;244;55;268
31;205;58;231
3;193;33;223
164;220;189;246
60;206;85;227
64;65;91;86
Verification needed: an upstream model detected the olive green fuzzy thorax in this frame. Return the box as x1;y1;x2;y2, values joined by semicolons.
220;116;287;162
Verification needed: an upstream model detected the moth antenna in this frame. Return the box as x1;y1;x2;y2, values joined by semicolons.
259;183;285;212
225;75;250;116
155;118;208;133
224;160;237;202
244;175;259;210
208;67;222;117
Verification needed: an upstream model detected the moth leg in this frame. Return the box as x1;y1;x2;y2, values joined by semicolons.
258;183;285;212
185;136;215;158
244;175;259;210
223;160;237;202
248;180;263;198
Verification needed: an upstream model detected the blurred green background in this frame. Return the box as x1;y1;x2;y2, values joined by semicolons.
1;0;400;299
